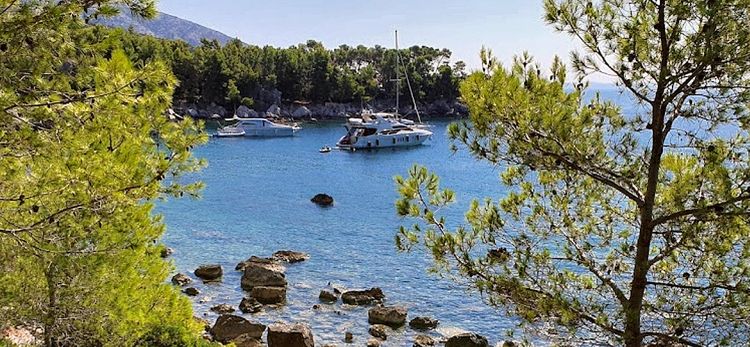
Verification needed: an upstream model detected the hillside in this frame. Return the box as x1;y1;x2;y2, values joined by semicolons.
94;9;234;46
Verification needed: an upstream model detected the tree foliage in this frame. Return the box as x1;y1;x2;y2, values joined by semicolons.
104;28;466;108
0;1;209;346
396;0;750;346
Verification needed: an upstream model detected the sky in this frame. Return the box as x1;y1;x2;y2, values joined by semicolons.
156;0;600;81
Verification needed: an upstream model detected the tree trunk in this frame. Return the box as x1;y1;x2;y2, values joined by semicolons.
44;263;57;347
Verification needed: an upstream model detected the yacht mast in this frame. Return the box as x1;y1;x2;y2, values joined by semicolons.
392;30;400;114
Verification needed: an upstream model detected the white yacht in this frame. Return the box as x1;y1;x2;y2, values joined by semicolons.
336;111;432;150
221;117;301;137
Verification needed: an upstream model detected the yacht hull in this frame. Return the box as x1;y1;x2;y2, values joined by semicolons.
337;132;430;150
240;127;299;137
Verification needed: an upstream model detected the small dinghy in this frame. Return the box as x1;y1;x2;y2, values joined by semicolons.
319;146;332;153
216;125;245;137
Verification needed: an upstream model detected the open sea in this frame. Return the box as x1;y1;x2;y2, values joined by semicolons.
157;87;635;346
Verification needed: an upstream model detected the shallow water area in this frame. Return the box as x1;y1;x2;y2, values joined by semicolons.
158;119;521;345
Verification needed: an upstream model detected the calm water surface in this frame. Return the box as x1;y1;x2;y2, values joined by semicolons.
157;119;517;345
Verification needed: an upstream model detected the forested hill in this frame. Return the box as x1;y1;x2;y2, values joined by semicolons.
93;9;234;46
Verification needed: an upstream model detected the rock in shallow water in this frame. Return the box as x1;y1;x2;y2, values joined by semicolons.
344;331;353;343
251;286;286;304
319;290;338;303
210;314;266;343
368;306;407;327
366;338;381;347
171;273;192;286
341;287;384;305
267;322;314;347
210;304;235;314
410;316;439;330
239;297;262;313
311;193;334;207
414;334;436;347
194;264;223;281
241;261;287;290
183;287;200;296
272;250;310;263
445;332;490;347
368;324;388;340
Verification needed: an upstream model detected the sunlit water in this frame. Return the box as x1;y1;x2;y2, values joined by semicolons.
157;87;633;346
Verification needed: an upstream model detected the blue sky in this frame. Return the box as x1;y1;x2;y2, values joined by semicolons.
157;0;594;80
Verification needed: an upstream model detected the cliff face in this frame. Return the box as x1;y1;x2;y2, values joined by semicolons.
93;10;234;46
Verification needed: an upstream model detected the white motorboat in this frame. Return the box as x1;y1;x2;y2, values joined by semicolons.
336;111;432;150
319;146;332;153
224;117;301;137
216;125;245;137
336;31;432;150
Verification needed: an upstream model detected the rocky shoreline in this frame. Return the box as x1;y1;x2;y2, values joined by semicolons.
174;96;469;121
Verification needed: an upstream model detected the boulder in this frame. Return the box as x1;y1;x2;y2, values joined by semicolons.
344;331;353;343
183;287;200;296
292;106;312;118
341;288;384;305
267;104;281;116
311;194;334;207
160;247;174;258
207;103;228;118
210;304;235;314
171;273;192;286
427;100;452;116
366;338;381;347
267;322;314;347
368;324;388;340
250;286;286;304
272;250;310;263
210;315;266;343
236;256;280;271
241;261;287;290
233;334;264;347
414;335;436;347
319;290;338;303
239;297;263;313
236;105;258;118
445;333;490;347
368;306;407;327
195;264;223;281
409;316;439;330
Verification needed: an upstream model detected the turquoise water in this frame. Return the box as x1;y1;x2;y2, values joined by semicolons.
158;120;515;345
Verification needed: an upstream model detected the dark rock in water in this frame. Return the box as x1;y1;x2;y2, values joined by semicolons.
409;316;439;330
413;334;435;347
210;315;266;343
251;286;286;304
368;324;388;340
267;322;314;347
500;341;518;347
341;288;384;305
195;264;223;281
445;333;489;347
368;306;407;327
210;304;235;314
311;193;334;207
272;250;310;263
344;331;354;343
319;290;338;303
366;338;381;347
171;273;192;286
239;297;263;314
241;261;287;290
183;287;200;296
160;247;174;258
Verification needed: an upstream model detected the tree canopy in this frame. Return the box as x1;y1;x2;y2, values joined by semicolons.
396;0;750;346
0;1;209;346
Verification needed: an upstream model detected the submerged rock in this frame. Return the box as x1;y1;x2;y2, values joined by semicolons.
183;287;200;296
210;304;235;314
366;338;381;347
311;193;334;207
445;333;490;347
319;290;338;303
171;273;192;286
251;286;287;304
368;306;407;327
341;288;384;305
267;322;314;347
273;250;310;263
368;324;388;340
241;261;287;290
410;316;439;330
194;264;223;281
210;315;266;343
414;334;436;347
344;331;353;343
239;297;263;313
160;247;174;258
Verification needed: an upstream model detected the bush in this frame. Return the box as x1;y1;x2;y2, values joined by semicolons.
241;97;254;108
